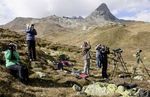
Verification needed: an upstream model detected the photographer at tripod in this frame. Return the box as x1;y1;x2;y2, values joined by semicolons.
133;49;150;77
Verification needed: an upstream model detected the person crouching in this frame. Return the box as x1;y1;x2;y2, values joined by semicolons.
4;43;29;84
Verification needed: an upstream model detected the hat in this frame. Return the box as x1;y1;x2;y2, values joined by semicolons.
31;24;34;26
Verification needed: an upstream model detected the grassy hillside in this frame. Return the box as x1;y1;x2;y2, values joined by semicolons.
0;28;84;97
0;22;150;96
40;22;150;64
1;28;116;97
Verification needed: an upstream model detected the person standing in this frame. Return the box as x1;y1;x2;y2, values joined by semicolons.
100;45;110;78
25;24;37;61
81;41;91;75
95;44;102;68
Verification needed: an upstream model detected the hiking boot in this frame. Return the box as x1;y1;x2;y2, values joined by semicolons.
29;59;33;61
33;58;37;61
20;79;29;85
103;78;109;82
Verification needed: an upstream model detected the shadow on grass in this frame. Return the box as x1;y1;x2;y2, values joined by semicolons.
0;80;35;97
28;78;82;88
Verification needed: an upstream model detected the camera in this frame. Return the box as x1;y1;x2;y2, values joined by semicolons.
113;48;123;53
99;46;110;54
137;49;142;53
8;43;16;51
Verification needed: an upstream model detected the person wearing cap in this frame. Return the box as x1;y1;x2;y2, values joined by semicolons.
25;24;37;61
81;41;91;75
4;43;29;84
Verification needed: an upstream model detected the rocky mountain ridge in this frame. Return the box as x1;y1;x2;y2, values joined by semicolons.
1;3;120;33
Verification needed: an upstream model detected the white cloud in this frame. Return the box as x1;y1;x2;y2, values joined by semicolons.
0;0;150;24
0;1;13;24
3;0;51;17
122;10;150;22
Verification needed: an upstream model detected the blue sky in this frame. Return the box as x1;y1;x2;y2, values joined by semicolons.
0;0;150;24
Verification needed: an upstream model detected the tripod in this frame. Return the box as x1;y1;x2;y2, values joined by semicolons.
131;51;150;82
111;51;129;78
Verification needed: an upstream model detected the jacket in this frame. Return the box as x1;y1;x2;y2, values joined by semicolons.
4;50;20;67
82;44;91;60
25;28;37;40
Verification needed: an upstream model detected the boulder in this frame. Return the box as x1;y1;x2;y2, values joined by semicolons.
84;82;108;96
134;76;143;81
72;84;82;92
107;84;118;94
75;92;87;97
116;86;125;94
35;71;46;78
147;80;150;83
83;82;138;97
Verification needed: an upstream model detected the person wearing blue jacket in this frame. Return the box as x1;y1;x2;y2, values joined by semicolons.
26;24;37;61
95;44;102;68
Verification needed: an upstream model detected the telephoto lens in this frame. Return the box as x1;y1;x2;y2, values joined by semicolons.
113;48;123;53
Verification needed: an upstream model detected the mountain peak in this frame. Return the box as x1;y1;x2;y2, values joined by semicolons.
86;3;119;23
96;3;108;11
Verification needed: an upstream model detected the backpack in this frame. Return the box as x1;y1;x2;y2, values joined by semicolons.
57;62;63;70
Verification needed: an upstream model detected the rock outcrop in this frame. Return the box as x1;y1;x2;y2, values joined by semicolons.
2;3;120;34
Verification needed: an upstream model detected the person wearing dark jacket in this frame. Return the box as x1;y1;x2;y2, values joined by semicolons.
95;44;102;68
81;41;91;75
4;43;29;83
25;24;37;61
100;45;110;78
